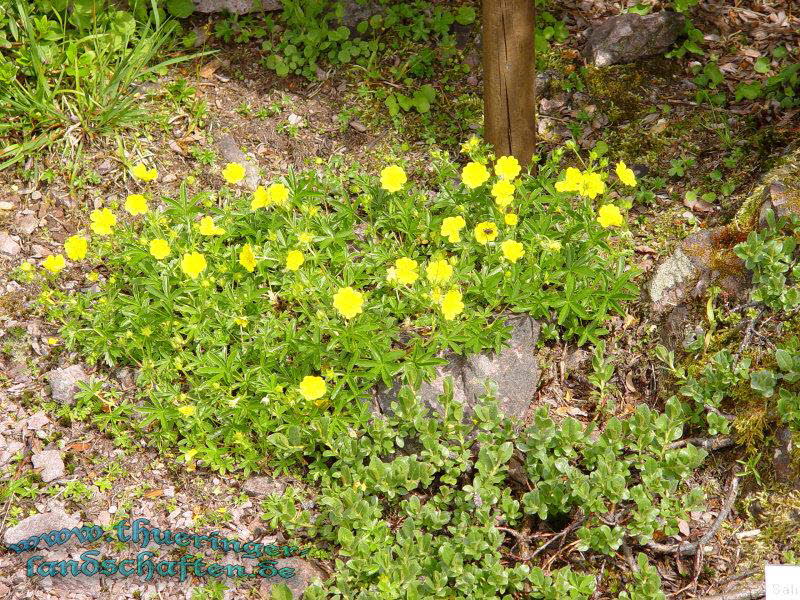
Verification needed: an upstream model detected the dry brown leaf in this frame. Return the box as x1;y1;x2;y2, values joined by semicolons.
678;520;691;537
683;195;716;214
624;372;637;394
68;442;91;452
144;489;164;499
199;59;222;79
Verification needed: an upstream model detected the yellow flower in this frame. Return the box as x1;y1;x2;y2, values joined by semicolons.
64;235;88;261
333;286;364;319
268;182;290;206
501;240;525;263
616;161;637;187
392;257;419;284
178;405;196;417
124;194;149;215
239;244;257;273
222;162;246;184
298;231;314;244
495;155;521;180
597;204;625;228
87;271;99;282
440;216;465;243
251;186;268;209
461;162;490;189
580;172;606;199
491;180;515;208
440;289;464;320
47;337;59;346
20;261;33;273
199;216;225;236
42;254;66;273
234;317;248;327
286;249;304;271
181;252;207;279
90;208;117;236
426;259;453;284
299;376;326;401
554;167;583;193
504;213;519;226
131;163;158;182
380;165;407;192
149;239;171;260
461;136;480;153
141;326;152;337
474;221;498;245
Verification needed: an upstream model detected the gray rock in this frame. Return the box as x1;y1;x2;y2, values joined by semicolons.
0;231;21;255
193;0;280;14
650;228;750;316
242;476;286;497
773;427;797;486
584;12;685;67
27;411;50;429
37;549;102;597
45;365;88;404
759;180;800;225
375;315;540;422
3;510;81;545
339;0;384;32
32;450;65;483
260;557;325;597
215;133;260;190
649;247;698;314
0;440;24;467
536;69;560;100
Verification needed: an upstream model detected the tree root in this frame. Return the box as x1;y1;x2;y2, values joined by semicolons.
693;583;764;600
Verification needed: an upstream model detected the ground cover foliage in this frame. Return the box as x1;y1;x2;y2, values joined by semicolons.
1;1;800;599
38;146;637;475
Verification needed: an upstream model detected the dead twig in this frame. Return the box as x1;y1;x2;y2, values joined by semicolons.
736;309;764;359
716;569;760;587
496;526;528;542
621;542;638;572
528;514;585;560
667;436;735;451
647;475;739;557
692;584;765;600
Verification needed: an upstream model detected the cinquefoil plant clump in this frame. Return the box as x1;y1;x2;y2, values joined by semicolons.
40;145;637;474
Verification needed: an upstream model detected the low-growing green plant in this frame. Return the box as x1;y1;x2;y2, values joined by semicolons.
735;210;800;312
260;385;702;598
41;146;637;474
0;1;201;168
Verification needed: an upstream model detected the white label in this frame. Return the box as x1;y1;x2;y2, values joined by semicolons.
767;565;800;599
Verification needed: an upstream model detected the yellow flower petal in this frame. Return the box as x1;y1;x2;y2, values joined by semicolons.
380;165;407;193
64;235;88;261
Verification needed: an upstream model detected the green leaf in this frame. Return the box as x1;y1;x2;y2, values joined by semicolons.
455;6;476;25
271;583;293;600
166;0;195;18
754;56;771;74
750;369;778;398
735;82;763;101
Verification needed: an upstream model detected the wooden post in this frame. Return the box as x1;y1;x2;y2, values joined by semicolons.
482;0;537;165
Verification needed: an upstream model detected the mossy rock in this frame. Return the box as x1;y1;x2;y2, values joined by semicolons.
731;144;800;233
649;144;800;347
